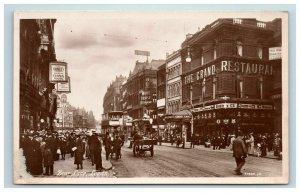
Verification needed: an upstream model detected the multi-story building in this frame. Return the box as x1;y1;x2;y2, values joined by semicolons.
156;63;166;136
101;75;127;133
180;18;281;140
164;50;187;139
56;94;74;129
20;19;57;134
102;75;127;114
124;59;165;134
267;19;282;134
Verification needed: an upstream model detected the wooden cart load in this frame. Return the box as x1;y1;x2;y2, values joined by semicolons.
132;138;157;157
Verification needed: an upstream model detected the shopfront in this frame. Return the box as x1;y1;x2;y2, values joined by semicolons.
165;109;192;142
192;101;274;140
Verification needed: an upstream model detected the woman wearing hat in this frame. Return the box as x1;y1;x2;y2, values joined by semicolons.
74;133;84;170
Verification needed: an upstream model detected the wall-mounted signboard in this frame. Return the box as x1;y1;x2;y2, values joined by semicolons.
49;61;68;82
56;77;71;93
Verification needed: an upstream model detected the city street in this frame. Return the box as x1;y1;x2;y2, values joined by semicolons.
111;142;282;178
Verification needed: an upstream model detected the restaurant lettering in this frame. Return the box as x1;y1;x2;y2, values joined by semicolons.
221;61;273;76
184;60;273;84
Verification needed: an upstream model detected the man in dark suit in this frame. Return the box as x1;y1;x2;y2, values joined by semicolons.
232;131;248;175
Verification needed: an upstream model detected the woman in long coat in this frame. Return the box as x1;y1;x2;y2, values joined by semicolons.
29;134;43;175
93;134;103;171
74;135;84;169
43;143;54;175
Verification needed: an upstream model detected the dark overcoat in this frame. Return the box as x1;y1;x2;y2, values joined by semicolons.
74;138;84;164
93;137;102;166
232;137;248;158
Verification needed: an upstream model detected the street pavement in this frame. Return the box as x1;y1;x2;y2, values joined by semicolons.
19;142;282;179
110;142;282;178
18;149;114;178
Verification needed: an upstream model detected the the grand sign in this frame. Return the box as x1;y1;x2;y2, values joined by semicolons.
184;59;273;84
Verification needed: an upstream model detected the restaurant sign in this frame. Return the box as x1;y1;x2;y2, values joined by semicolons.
193;103;273;112
184;59;273;84
49;62;68;82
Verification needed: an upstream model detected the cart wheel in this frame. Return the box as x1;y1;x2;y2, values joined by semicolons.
150;146;154;157
133;144;138;157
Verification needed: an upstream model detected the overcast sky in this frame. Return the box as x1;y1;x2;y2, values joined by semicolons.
53;11;279;120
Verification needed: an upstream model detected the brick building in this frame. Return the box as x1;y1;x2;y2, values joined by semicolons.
20;19;57;134
164;50;187;140
156;62;166;136
123;59;165;134
101;75;127;133
180;18;282;140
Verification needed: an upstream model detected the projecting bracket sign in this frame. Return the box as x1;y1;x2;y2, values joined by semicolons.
56;76;71;93
49;62;68;82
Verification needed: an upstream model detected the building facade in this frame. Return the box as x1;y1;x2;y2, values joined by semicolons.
20;19;57;133
101;75;127;133
156;63;166;136
123;60;165;134
164;50;186;140
180;18;281;140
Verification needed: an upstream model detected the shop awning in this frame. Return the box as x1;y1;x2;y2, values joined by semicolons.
165;110;192;120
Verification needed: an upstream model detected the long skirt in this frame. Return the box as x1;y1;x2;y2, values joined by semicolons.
74;150;83;164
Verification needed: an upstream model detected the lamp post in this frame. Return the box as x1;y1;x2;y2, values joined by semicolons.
190;84;194;136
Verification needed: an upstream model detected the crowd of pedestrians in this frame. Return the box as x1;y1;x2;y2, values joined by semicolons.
20;129;124;176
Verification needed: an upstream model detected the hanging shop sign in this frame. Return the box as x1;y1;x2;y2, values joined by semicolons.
56;76;71;93
49;62;68;82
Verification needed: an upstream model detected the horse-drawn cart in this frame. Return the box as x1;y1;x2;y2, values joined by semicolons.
132;139;157;157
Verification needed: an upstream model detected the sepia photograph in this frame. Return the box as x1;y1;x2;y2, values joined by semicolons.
13;10;288;184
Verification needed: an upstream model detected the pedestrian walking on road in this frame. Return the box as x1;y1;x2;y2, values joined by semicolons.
43;144;54;176
68;132;76;157
114;135;123;160
89;130;97;165
103;132;112;160
74;134;84;170
232;131;248;175
29;133;43;176
93;133;103;171
158;135;162;146
246;133;255;155
59;136;67;160
190;134;196;148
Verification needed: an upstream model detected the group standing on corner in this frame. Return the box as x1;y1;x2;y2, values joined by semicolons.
20;129;126;176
